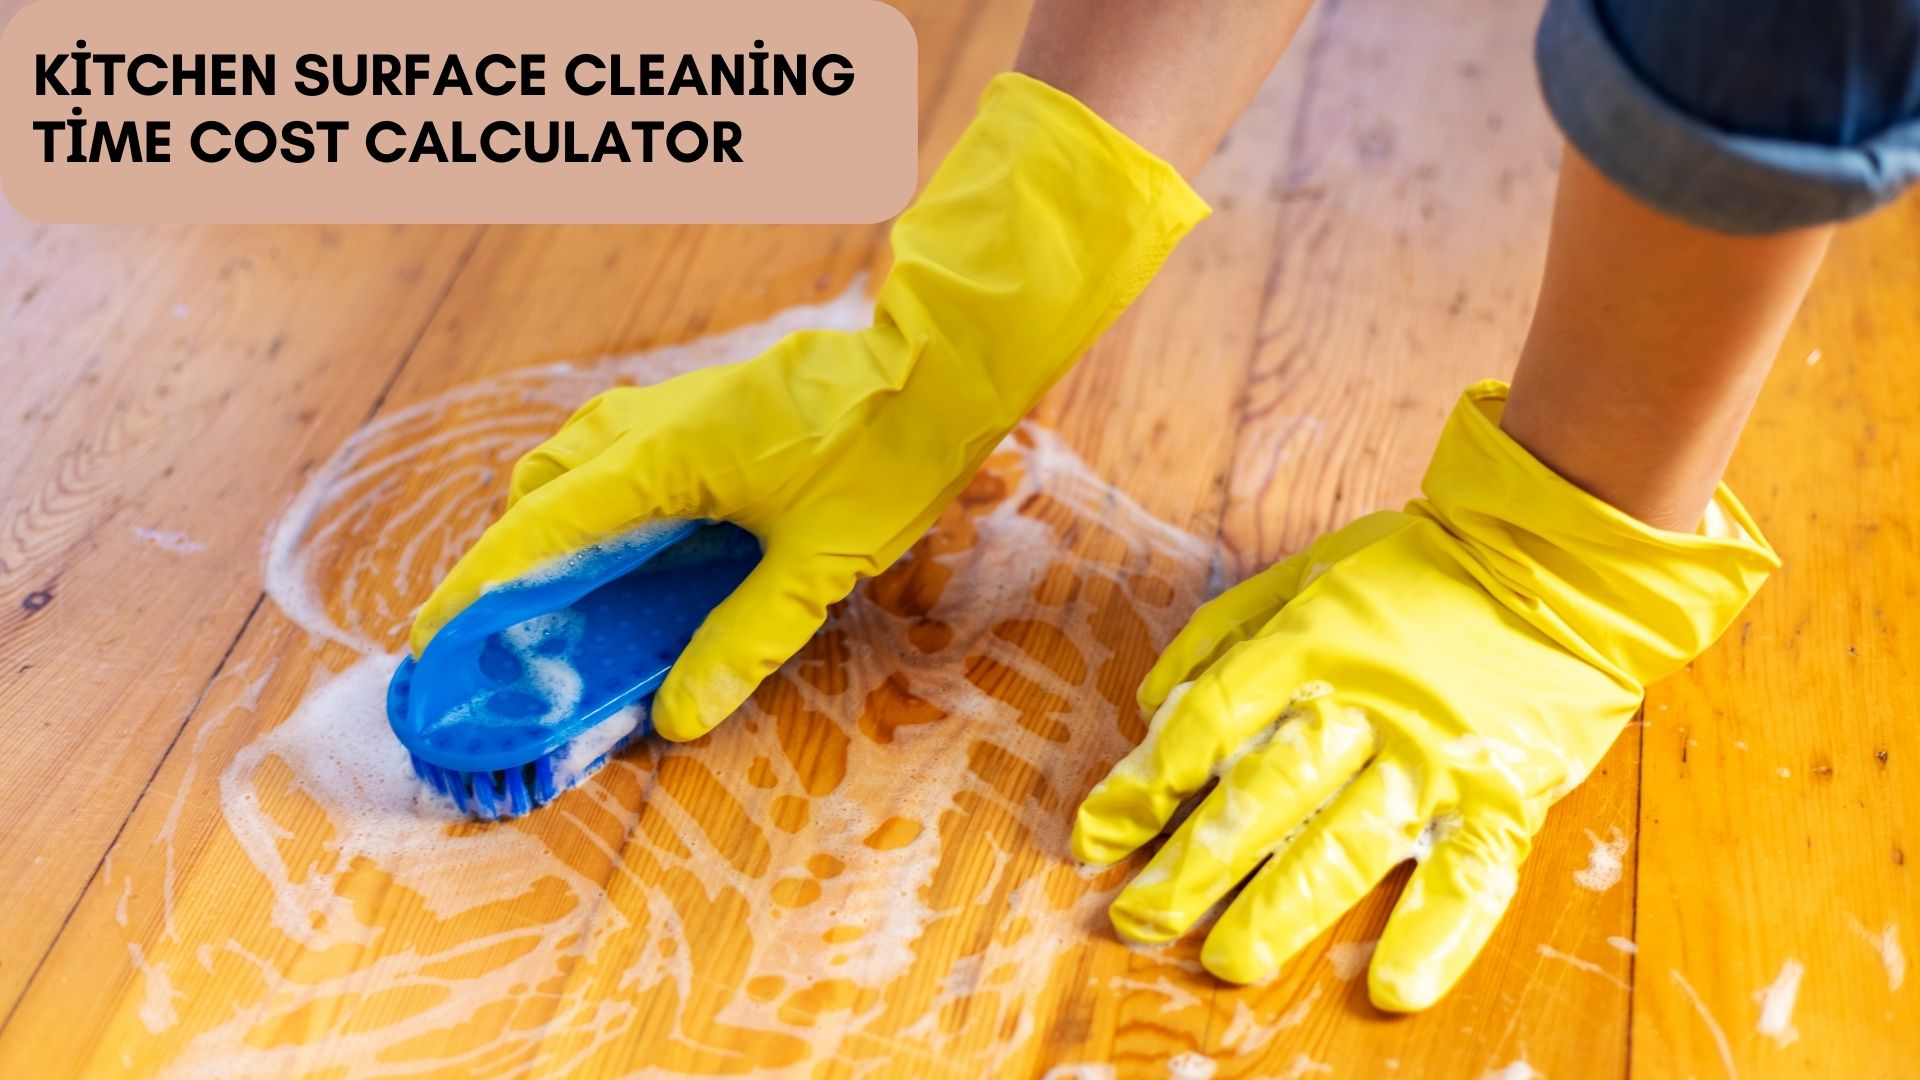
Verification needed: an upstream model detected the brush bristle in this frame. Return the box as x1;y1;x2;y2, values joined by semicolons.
409;734;634;820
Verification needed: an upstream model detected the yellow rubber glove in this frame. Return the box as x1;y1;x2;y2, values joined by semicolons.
1073;380;1778;1011
408;73;1209;741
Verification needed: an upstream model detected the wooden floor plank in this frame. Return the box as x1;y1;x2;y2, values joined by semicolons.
0;218;483;1015
1631;193;1920;1080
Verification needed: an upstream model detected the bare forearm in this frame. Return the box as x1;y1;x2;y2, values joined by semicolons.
1017;11;1827;535
1015;0;1314;177
1503;149;1833;532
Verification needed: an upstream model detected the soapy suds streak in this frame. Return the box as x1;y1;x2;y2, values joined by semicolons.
132;527;207;555
1848;916;1906;992
1281;1052;1333;1078
1752;958;1802;1048
1535;943;1627;990
126;942;181;1034
1327;938;1377;980
1572;826;1628;892
143;660;270;964
1670;969;1738;1079
1108;975;1203;1012
1167;1051;1217;1080
1217;984;1319;1055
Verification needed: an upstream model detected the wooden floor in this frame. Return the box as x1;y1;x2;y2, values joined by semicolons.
1;1;1914;1076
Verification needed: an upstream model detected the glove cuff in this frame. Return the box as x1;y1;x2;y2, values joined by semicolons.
1412;379;1781;687
875;72;1212;424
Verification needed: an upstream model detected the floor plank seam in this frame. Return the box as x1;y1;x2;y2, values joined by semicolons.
0;590;266;1041
357;227;491;426
1223;0;1345;574
0;226;485;1038
918;0;993;147
1625;706;1646;1077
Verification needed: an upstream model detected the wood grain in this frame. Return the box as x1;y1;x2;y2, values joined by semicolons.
1632;193;1920;1079
0;216;484;1013
0;0;1913;1077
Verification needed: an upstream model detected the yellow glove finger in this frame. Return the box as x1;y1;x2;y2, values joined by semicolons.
1073;633;1333;867
1107;699;1373;944
650;546;861;742
507;426;598;507
409;451;678;657
1367;815;1527;1012
1135;551;1312;716
1202;758;1425;985
506;390;647;507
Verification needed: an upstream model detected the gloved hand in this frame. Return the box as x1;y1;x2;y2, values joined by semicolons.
409;73;1209;741
1072;380;1778;1010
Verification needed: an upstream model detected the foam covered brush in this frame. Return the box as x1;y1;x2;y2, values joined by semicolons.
386;521;760;819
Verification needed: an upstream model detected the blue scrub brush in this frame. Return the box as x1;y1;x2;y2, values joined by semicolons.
386;521;760;820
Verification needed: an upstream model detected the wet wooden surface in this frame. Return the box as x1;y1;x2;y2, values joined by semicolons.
0;0;1912;1076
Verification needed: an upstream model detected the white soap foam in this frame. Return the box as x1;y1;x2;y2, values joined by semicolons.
1110;975;1204;1013
129;284;1224;1078
1041;1067;1116;1080
489;608;586;727
1218;983;1319;1055
548;701;646;787
503;517;692;591
126;943;181;1034
1535;943;1627;990
1481;1059;1541;1080
1327;938;1377;980
1753;958;1803;1047
1670;969;1738;1079
221;653;552;925
1281;1052;1333;1078
1572;827;1628;892
1167;1051;1216;1080
1849;917;1906;992
132;527;207;555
